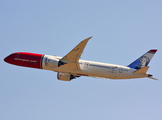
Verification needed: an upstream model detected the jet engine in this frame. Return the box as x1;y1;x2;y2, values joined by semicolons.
57;72;76;81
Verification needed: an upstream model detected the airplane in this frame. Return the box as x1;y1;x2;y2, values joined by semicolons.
4;37;157;81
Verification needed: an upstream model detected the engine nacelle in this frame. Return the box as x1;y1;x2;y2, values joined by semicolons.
57;72;75;81
43;55;59;68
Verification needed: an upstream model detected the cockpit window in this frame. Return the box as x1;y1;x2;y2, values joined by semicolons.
15;53;20;59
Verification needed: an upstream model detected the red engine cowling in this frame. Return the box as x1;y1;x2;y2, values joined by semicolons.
57;72;75;81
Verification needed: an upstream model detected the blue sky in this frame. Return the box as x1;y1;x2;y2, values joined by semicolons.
1;0;162;120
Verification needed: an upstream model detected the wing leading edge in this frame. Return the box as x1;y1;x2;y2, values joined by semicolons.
58;37;92;69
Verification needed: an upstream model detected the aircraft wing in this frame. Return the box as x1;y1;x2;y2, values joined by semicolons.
59;37;92;69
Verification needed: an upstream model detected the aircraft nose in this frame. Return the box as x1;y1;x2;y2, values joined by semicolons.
4;54;13;64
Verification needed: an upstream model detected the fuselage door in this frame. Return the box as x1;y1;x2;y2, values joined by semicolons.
14;53;20;60
119;68;124;73
84;62;89;68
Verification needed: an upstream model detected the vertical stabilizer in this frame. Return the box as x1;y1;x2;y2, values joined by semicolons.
128;49;157;69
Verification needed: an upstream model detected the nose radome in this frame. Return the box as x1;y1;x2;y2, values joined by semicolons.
4;54;13;64
4;56;9;63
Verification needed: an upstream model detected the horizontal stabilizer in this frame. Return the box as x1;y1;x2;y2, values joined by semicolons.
134;66;149;74
148;77;158;80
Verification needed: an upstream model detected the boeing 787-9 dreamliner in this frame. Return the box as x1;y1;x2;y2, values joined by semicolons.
4;37;157;81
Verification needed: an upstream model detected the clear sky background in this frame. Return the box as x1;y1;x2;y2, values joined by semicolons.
1;0;162;120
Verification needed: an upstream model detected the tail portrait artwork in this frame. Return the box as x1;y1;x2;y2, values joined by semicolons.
128;50;157;70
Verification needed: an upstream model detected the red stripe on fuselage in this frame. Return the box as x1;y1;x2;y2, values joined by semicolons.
4;52;43;69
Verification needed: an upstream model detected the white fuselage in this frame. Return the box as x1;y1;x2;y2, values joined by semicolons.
42;55;148;79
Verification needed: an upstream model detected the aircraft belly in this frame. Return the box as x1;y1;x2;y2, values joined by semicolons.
84;66;117;79
85;65;137;79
